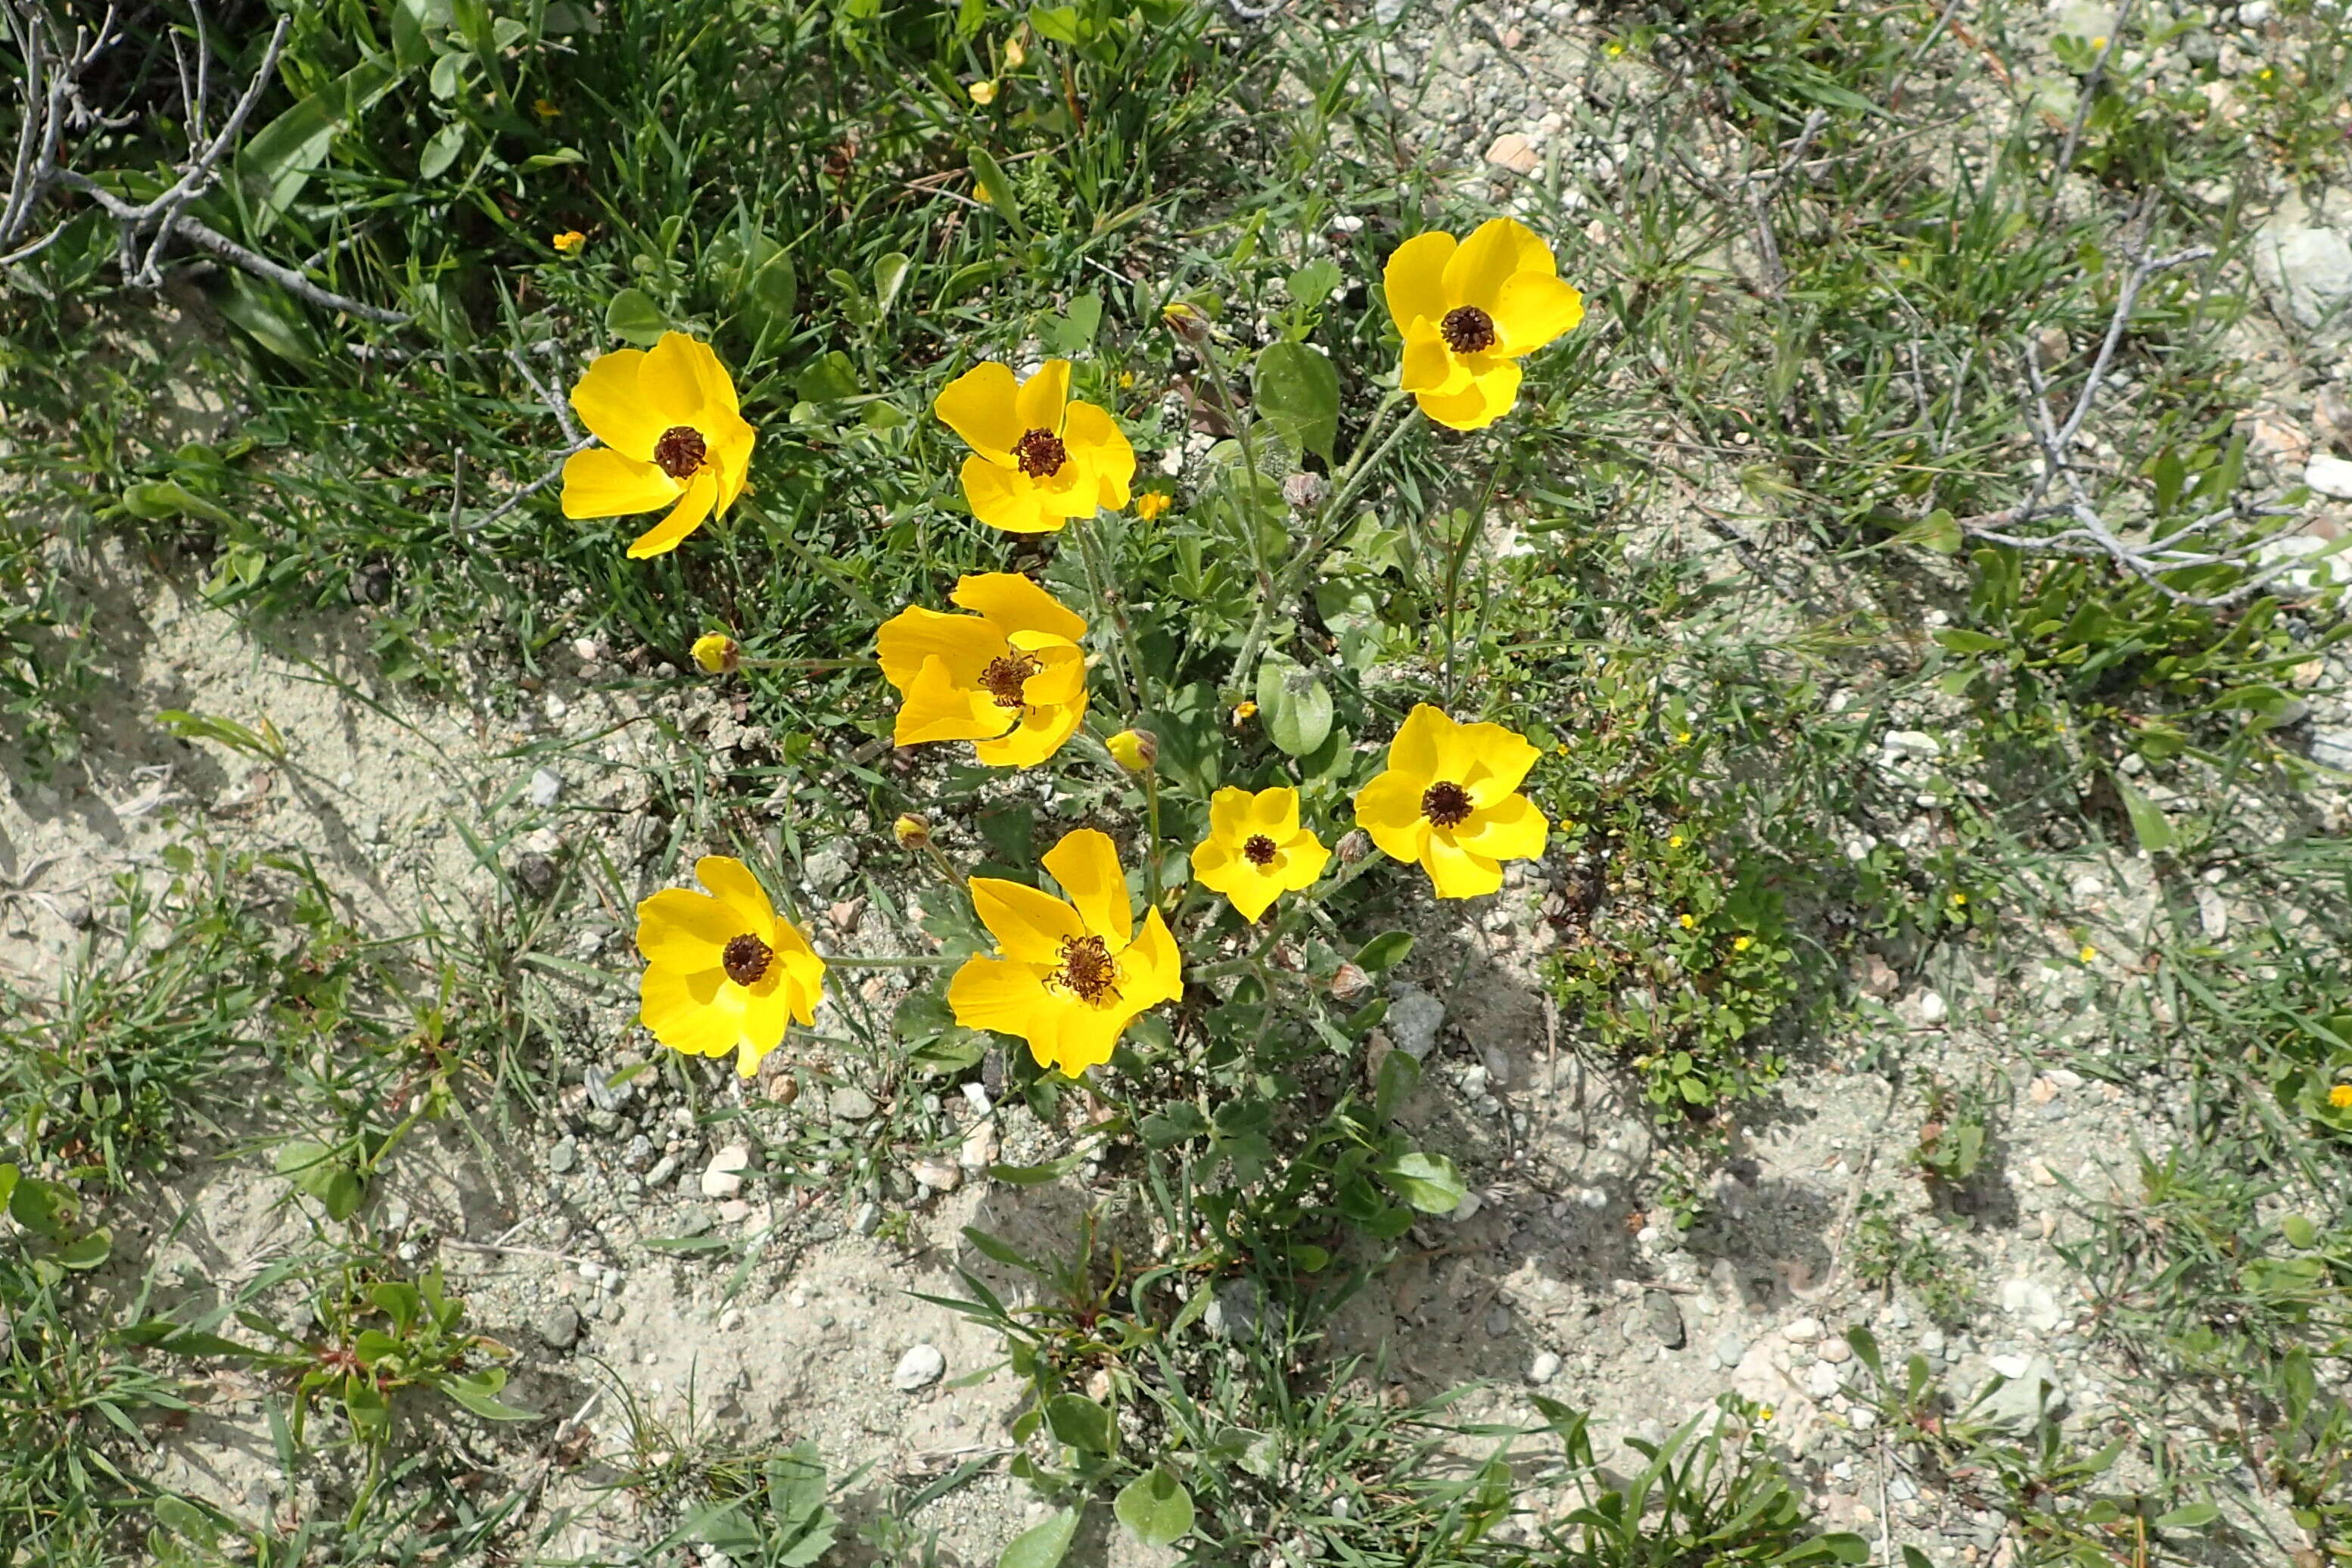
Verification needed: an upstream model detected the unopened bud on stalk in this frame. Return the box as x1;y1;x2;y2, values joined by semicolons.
1283;471;1327;511
893;814;932;850
691;633;742;674
1330;962;1372;1003
1106;729;1158;773
1336;828;1370;864
1161;300;1212;347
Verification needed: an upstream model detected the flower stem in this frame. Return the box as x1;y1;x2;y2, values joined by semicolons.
1441;450;1507;709
1142;765;1165;910
741;656;875;671
919;842;966;890
1073;514;1151;716
1193;344;1274;602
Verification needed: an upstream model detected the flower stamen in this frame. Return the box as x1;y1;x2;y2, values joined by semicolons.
1014;428;1069;478
1440;306;1498;355
654;425;708;479
1421;780;1473;829
1243;834;1278;866
1051;933;1121;1006
979;652;1042;711
723;932;773;986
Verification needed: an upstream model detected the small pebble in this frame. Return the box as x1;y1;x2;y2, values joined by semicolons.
1529;1350;1563;1385
528;767;562;808
893;1344;947;1392
1713;1331;1746;1368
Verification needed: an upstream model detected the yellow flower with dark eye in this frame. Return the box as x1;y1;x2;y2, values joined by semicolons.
562;332;757;559
948;829;1183;1076
692;633;740;674
635;857;825;1077
1383;217;1584;431
1192;786;1330;923
876;573;1088;767
934;359;1134;533
1353;705;1548;898
552;229;586;254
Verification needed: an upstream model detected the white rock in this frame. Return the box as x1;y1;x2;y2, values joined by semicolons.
892;1344;946;1392
1998;1277;2064;1333
1529;1350;1563;1385
529;767;563;808
1818;1336;1852;1364
2308;453;2352;499
2198;886;2229;940
1989;1352;2034;1380
2045;1068;2084;1089
1386;984;1446;1060
957;1118;1000;1171
1882;730;1941;759
1448;1188;1483;1222
700;1168;742;1199
1484;132;1541;174
1910;989;1949;1026
1780;1316;1823;1342
2254;191;2352;340
910;1159;963;1193
1806;1359;1843;1398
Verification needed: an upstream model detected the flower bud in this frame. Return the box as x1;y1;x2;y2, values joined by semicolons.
691;633;741;674
1004;33;1027;67
1106;729;1157;773
1330;963;1371;1004
1161;300;1212;347
893;814;932;850
1336;828;1370;864
1283;471;1327;511
1231;700;1258;726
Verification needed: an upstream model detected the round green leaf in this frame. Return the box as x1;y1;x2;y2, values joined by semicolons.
1115;1467;1196;1548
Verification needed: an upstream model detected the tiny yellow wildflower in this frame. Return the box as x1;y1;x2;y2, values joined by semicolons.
1675;730;1692;744
2079;944;2098;963
552;229;586;254
691;633;741;674
1734;935;1753;951
972;181;992;205
1134;490;1172;521
1679;913;1696;930
1005;34;1028;67
533;96;561;119
894;814;932;850
1950;891;1968;907
1757;1405;1775;1423
1232;700;1258;724
969;79;998;104
2090;34;2107;48
1604;39;1625;57
2330;1084;2352;1109
1669;833;1685;849
1118;369;1136;388
1106;729;1157;773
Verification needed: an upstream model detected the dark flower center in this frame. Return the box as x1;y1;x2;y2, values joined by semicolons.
1421;780;1473;829
723;932;773;986
1440;305;1498;355
1243;834;1278;866
654;425;708;479
1052;932;1121;1005
979;652;1042;711
1014;428;1068;478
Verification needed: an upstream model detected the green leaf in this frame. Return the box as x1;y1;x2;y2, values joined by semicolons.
1898;508;1961;555
1285;258;1342;309
1352;931;1414;972
960;1227;1038;1272
1255;654;1333;758
1047;291;1103;353
605;288;668;347
121;481;234;524
987;1149;1088;1184
419;120;465;179
2116;778;2175;854
440;1370;539;1421
1374;1151;1467;1214
1374;1048;1420;1125
1044;1392;1116;1454
234;58;403;228
343;1373;390;1440
1252;341;1340;463
1114;1467;1196;1547
8;1175;75;1237
1932;627;2006;655
795;350;862;404
998;1506;1080;1568
2154;1503;2219;1530
54;1227;110;1270
966;146;1028;238
2281;1213;2319;1248
873;252;913;318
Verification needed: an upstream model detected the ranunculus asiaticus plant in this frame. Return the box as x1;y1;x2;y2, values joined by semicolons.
1191;786;1330;922
1353;705;1548;898
563;332;757;558
1383;217;1583;431
876;573;1088;767
635;856;825;1076
948;829;1182;1076
934;359;1134;532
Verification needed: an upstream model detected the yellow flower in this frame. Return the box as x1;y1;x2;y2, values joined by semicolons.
562;333;756;559
1232;700;1258;724
1118;369;1136;389
972;180;992;205
933;359;1135;533
1669;833;1685;849
1675;730;1692;744
1353;705;1548;898
876;573;1088;767
552;229;586;254
1950;891;1968;907
1004;33;1027;67
948;829;1183;1076
1134;490;1172;521
1757;1405;1775;1423
534;96;561;118
2079;944;2098;963
635;857;824;1077
2329;1084;2352;1109
894;814;932;850
1383;217;1583;431
692;633;740;674
1192;786;1331;922
1734;935;1753;951
1679;913;1696;929
1106;729;1156;773
969;79;998;104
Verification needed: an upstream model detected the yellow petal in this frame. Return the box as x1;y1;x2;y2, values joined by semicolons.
1458;722;1542;804
562;445;678;520
961;453;1058;533
972;694;1083;767
1353;768;1431;865
677;332;742;418
1062;400;1134;510
1043;827;1131;948
1199;851;1283;922
1385;704;1451;783
1398;322;1470;396
696;855;777;935
734;983;792;1075
1015;359;1071;434
1043;1006;1125;1077
775;944;826;1026
1452;792;1548;861
627;468;719;557
1122;907;1184;1010
635;888;736;969
640;963;741;1057
1018;643;1087;708
1383;230;1457;334
1413;359;1522;431
569;347;661;459
641;332;717;427
935;362;1023;464
876;605;1004;692
1206;786;1253;844
1441;216;1554;314
951;572;1087;642
897;653;1012;745
706;409;758;512
1249;786;1302;836
1492;272;1585;356
1422;835;1504;898
948;954;1059;1050
969;878;1085;965
1277;831;1331;892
